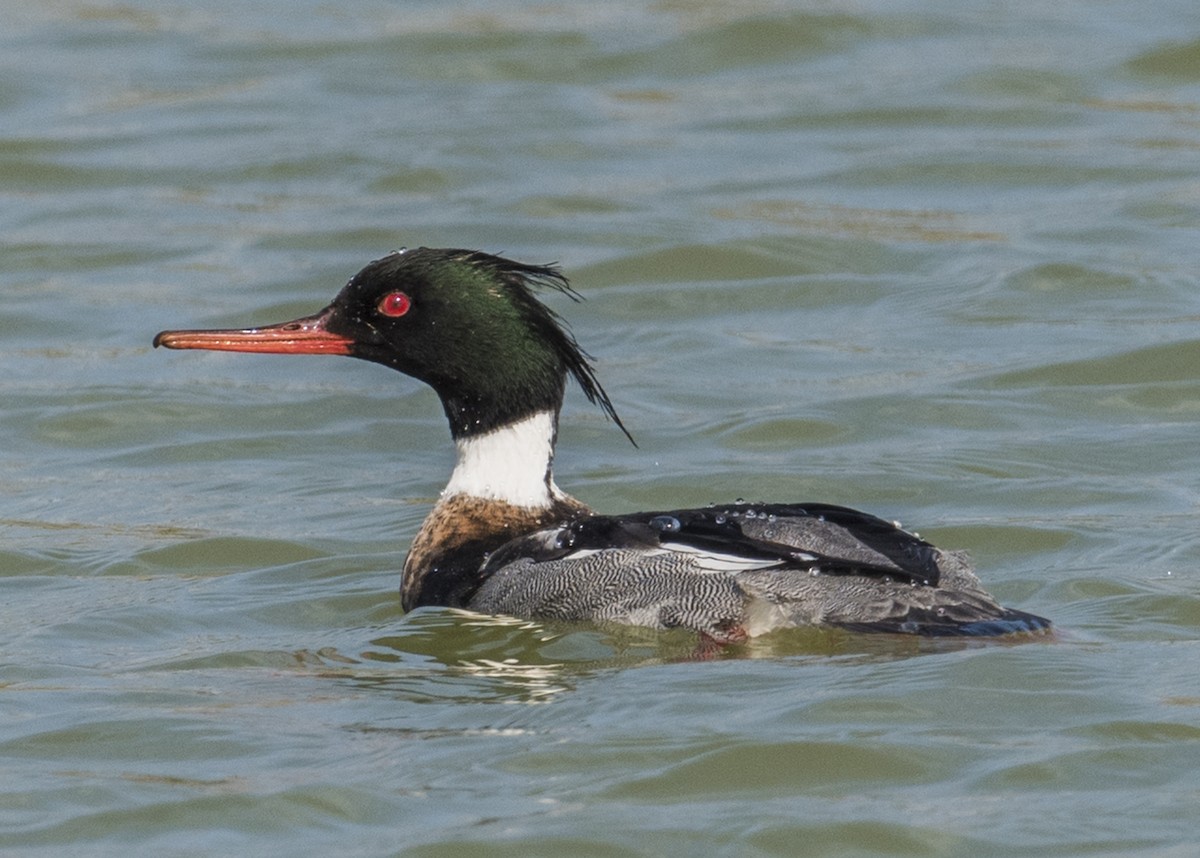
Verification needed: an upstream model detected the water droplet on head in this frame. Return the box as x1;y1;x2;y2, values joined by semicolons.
714;514;727;524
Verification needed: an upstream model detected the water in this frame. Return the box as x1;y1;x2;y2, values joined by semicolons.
4;1;1200;855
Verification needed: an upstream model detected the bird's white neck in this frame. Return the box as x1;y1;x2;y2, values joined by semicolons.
441;410;565;509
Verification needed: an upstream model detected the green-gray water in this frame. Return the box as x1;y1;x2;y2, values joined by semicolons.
4;2;1200;855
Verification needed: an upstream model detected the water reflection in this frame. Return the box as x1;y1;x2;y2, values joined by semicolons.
340;606;1011;708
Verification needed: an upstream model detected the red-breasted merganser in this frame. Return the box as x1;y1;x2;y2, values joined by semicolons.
154;247;1050;641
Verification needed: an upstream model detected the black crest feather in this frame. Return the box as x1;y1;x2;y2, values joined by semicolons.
450;249;636;446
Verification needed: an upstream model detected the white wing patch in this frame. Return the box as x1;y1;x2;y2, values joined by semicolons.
658;541;794;573
547;541;813;573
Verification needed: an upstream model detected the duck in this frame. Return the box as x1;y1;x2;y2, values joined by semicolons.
154;247;1051;642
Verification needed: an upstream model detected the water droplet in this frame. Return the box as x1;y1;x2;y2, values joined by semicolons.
714;514;727;524
936;607;947;617
649;515;681;533
809;566;822;577
767;514;777;522
735;497;745;505
744;509;757;519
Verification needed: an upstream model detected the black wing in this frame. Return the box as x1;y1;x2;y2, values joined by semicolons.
489;502;943;587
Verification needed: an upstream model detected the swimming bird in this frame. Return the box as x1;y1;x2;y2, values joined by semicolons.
154;247;1050;641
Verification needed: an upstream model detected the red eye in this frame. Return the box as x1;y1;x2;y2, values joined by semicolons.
377;291;412;317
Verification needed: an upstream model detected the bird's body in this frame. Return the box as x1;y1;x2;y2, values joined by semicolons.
155;247;1050;640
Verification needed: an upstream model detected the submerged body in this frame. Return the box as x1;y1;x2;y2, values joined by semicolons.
155;247;1050;640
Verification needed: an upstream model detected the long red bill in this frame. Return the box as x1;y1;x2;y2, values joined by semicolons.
153;309;353;356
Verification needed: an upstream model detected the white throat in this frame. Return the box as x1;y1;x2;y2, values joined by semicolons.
441;410;564;508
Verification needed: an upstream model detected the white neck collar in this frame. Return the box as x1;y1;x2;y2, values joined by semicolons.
441;410;565;508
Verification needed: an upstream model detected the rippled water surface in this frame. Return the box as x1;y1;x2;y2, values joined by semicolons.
4;1;1200;855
